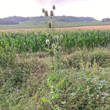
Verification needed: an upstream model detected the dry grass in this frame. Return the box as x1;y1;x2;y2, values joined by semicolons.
0;28;46;32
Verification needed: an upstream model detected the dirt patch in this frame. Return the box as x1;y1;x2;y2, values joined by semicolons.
1;25;110;32
55;25;110;30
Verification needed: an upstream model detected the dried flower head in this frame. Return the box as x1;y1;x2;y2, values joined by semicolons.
50;10;54;17
53;5;56;10
46;39;50;44
45;11;48;16
42;8;45;13
48;22;52;29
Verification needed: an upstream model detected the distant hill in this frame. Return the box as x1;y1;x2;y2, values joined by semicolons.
0;16;98;25
102;18;110;22
55;16;98;22
4;16;28;22
0;19;19;25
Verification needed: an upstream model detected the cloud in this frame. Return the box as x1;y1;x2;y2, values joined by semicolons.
36;0;90;5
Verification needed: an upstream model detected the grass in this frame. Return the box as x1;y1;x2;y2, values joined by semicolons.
1;29;110;109
1;42;110;109
0;21;110;29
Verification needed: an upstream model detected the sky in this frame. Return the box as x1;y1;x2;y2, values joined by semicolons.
0;0;110;20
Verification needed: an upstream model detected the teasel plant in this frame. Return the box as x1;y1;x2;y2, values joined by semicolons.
42;8;48;29
41;6;65;110
51;5;56;30
42;5;56;33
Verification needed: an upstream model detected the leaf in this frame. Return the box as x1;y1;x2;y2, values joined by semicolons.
71;93;76;96
48;72;57;81
61;101;66;104
41;97;48;102
45;61;51;67
51;59;62;70
44;48;53;53
32;93;37;99
55;79;65;90
52;94;59;100
50;66;56;70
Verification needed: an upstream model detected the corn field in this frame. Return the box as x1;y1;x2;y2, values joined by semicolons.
0;30;110;52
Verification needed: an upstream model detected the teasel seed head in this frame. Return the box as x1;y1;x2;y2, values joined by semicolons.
48;22;52;29
46;39;50;44
53;5;56;10
60;35;63;38
56;35;59;39
42;8;45;13
45;11;48;16
50;10;54;17
52;43;56;49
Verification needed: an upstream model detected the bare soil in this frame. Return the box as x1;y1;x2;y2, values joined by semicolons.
1;25;110;32
56;25;110;30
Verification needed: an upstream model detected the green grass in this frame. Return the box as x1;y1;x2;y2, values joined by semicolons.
1;30;110;109
1;47;110;109
0;21;110;29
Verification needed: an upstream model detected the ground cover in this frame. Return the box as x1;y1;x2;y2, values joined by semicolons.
0;29;110;110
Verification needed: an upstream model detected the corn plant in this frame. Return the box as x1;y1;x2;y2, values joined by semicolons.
0;30;110;53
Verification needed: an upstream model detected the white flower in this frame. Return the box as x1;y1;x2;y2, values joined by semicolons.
46;39;50;44
56;35;59;39
53;35;59;39
53;35;56;39
58;46;61;50
60;35;63;38
52;43;56;49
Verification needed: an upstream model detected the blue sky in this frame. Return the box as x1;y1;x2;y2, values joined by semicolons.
0;0;110;20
